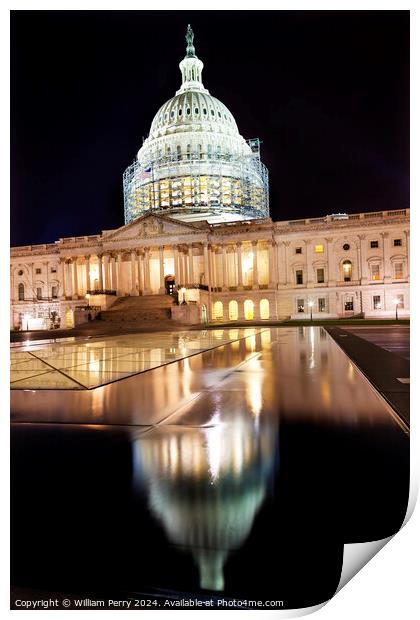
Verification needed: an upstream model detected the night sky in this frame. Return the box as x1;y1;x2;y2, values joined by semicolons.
11;10;409;246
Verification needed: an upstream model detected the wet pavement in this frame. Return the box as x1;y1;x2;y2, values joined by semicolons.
10;327;409;609
341;326;410;360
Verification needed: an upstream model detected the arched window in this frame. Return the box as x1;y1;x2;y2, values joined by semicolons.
213;301;223;320
228;300;238;321
260;299;269;320
18;283;24;301
244;299;254;320
342;260;352;282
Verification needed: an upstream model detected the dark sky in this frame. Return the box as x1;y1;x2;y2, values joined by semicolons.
11;10;409;246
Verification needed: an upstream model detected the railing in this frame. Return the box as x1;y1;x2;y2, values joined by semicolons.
86;289;116;296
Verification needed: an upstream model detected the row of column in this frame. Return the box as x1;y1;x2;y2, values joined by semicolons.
59;240;278;299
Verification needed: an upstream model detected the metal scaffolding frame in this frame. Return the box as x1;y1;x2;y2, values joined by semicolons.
123;142;269;224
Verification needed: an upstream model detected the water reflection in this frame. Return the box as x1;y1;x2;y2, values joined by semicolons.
132;415;279;591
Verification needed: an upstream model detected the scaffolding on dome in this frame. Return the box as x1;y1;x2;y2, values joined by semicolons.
123;144;269;224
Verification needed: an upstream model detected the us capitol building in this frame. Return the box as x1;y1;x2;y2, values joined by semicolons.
10;27;410;330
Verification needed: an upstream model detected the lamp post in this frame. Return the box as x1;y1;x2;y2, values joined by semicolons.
308;300;314;322
393;298;399;321
23;313;31;331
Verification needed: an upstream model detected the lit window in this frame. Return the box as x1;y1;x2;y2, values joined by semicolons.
295;247;302;254
317;268;325;283
318;298;326;312
344;299;354;311
296;270;303;285
395;294;404;308
297;299;305;313
315;244;324;253
373;295;381;310
260;299;269;320
371;264;380;280
342;260;352;281
370;240;379;248
394;263;403;279
52;286;58;299
394;239;402;246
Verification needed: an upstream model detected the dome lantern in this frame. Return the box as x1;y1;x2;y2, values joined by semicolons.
177;25;208;95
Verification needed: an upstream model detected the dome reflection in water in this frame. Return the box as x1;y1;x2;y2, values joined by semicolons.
131;414;279;591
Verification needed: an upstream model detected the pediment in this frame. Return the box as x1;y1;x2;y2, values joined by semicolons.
101;213;205;242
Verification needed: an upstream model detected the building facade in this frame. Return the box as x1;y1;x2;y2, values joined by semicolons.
10;28;410;329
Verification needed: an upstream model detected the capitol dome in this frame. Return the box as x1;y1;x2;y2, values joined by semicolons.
123;26;269;224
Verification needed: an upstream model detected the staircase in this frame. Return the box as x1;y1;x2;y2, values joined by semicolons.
99;294;175;324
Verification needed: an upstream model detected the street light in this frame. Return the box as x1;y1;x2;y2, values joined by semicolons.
308;300;314;321
393;298;400;321
23;313;31;331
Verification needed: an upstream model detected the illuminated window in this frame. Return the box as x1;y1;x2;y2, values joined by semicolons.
318;298;327;312
260;299;269;320
317;268;325;283
370;240;379;248
51;286;58;299
296;270;303;285
228;300;238;321
297;299;305;313
393;239;402;247
394;263;403;279
213;301;223;320
371;264;380;280
315;244;324;253
344;299;354;311
244;299;254;320
373;295;381;310
18;283;24;300
342;260;352;281
395;294;404;308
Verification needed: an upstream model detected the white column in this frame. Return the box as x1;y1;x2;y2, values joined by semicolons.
382;232;391;282
404;229;410;279
103;254;111;291
111;255;117;291
98;254;104;291
159;246;165;293
116;253;123;295
59;258;66;299
144;248;151;293
131;251;137;295
66;260;73;298
305;240;313;287
236;242;243;289
182;248;188;286
252;241;259;289
72;259;79;299
326;238;336;285
85;255;91;293
222;244;228;290
269;242;276;288
283;241;290;285
212;246;217;289
45;261;49;299
188;244;194;285
137;250;144;294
